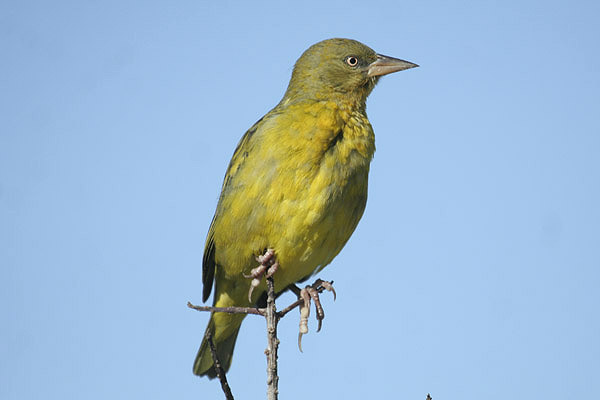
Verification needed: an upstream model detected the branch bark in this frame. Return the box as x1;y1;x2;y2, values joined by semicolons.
205;329;235;400
265;277;279;400
187;302;264;316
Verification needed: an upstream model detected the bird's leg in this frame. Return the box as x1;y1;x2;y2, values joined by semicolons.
304;279;336;331
243;248;278;302
295;279;336;351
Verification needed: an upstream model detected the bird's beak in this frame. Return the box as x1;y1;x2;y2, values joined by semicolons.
367;54;419;77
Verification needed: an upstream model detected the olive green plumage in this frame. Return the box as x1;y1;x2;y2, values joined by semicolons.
194;38;417;378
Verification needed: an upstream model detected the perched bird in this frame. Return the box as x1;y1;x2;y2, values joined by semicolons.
194;38;417;378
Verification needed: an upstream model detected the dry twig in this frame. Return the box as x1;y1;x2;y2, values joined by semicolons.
265;277;279;400
205;329;234;400
188;277;335;399
186;302;264;316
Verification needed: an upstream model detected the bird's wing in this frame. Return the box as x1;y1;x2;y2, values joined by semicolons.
202;215;217;302
201;115;266;302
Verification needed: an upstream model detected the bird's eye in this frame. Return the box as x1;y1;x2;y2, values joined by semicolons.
345;56;359;67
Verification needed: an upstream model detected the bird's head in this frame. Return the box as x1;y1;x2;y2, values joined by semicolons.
283;38;417;107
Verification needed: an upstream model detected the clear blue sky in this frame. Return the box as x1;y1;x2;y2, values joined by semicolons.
2;1;599;399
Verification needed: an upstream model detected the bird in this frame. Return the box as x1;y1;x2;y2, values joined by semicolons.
193;38;417;378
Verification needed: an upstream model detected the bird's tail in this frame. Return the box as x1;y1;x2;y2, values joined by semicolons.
193;312;245;378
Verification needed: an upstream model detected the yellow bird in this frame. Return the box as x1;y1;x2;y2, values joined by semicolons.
194;38;417;377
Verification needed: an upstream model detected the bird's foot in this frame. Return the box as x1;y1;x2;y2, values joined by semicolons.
294;279;336;352
243;249;279;302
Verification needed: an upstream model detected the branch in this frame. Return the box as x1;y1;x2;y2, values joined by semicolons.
205;329;235;400
265;277;279;400
188;277;334;400
187;302;264;316
190;280;430;400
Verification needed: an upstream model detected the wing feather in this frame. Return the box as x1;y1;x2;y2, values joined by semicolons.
201;116;266;302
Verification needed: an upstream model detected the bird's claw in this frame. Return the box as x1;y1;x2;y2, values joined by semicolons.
314;278;336;301
296;279;335;351
243;249;278;302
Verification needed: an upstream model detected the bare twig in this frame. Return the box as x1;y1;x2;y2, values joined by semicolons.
189;277;334;400
205;330;235;400
265;277;279;400
190;282;428;399
277;297;304;318
187;302;264;316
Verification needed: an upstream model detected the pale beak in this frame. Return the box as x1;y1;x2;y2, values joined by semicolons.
367;54;419;77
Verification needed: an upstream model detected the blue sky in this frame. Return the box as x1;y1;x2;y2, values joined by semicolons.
2;1;599;399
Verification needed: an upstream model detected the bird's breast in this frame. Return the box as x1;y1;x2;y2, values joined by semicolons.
214;101;375;289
